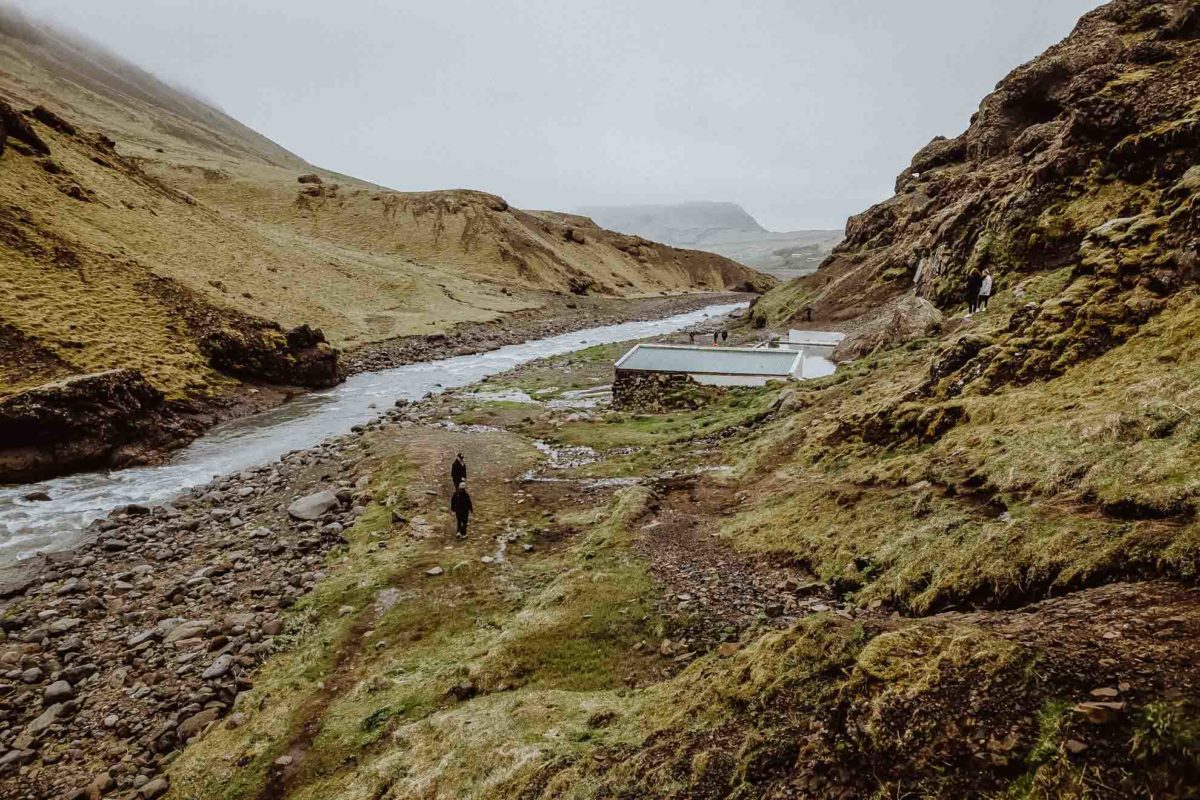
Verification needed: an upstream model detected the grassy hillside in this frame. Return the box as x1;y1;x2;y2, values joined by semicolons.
155;2;1200;798
0;7;768;405
163;295;1200;798
3;1;1196;798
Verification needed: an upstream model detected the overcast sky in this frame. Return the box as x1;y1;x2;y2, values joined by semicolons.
27;0;1097;230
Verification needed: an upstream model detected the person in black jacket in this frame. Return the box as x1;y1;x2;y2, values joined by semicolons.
966;268;983;314
451;453;467;488
451;483;473;539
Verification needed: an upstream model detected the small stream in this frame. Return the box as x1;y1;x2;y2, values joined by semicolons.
0;303;747;565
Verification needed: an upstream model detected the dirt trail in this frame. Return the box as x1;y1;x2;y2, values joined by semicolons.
251;422;636;796
635;477;840;653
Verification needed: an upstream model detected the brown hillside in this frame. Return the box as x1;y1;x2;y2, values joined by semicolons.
0;8;768;476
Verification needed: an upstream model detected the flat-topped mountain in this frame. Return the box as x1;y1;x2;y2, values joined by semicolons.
579;201;843;279
577;201;768;244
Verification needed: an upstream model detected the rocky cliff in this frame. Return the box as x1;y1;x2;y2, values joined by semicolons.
754;0;1198;395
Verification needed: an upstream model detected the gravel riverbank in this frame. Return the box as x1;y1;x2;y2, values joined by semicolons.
0;398;431;798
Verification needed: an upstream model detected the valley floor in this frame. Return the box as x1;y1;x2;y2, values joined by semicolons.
2;325;1197;799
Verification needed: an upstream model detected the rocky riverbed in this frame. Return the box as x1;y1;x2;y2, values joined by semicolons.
0;397;442;798
0;301;769;798
344;292;749;373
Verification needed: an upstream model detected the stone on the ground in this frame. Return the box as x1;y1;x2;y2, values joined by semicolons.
201;653;235;679
1073;701;1126;724
23;702;63;739
48;617;82;635
139;776;169;799
425;566;444;576
287;490;339;520
164;619;211;643
44;680;73;704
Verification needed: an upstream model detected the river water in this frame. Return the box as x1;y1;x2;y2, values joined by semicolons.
0;302;763;565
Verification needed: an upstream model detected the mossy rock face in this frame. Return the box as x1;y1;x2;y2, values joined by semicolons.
831;400;969;448
752;0;1199;403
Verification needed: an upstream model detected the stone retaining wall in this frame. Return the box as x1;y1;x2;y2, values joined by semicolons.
613;370;723;412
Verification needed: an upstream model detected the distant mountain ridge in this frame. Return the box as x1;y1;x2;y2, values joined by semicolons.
577;201;767;246
578;201;843;279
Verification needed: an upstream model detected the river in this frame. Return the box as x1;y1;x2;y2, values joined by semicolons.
0;302;761;565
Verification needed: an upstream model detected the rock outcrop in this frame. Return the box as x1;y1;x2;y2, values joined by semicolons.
758;0;1199;394
0;99;48;156
0;370;170;481
200;322;344;388
832;294;946;361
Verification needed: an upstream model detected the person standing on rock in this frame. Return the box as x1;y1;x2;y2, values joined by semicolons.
978;268;994;311
965;268;983;315
451;453;467;488
451;482;473;539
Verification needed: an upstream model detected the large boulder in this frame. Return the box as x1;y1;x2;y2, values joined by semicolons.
833;295;945;361
287;490;339;521
29;105;76;136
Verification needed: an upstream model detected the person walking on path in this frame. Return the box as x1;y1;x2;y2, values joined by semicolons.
688;331;696;344
451;482;473;539
712;331;720;346
965;268;983;315
978;269;994;311
451;453;467;488
721;330;729;344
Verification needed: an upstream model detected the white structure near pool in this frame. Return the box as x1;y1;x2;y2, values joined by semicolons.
759;329;847;354
614;343;836;388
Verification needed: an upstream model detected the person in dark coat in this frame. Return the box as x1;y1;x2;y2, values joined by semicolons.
721;330;729;343
712;331;720;345
966;268;983;314
451;482;473;539
451;453;467;488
